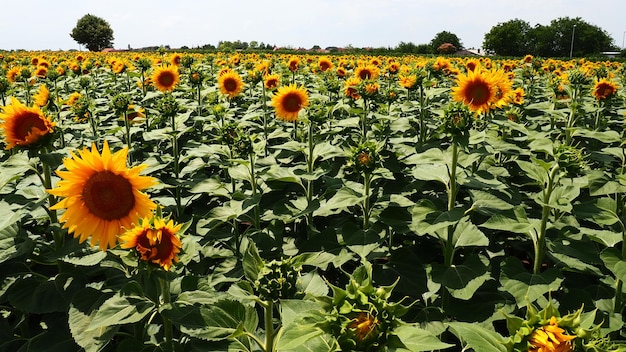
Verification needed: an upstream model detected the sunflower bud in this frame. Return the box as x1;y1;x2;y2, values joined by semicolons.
111;94;131;114
156;94;179;118
254;258;301;301
441;102;473;138
555;144;587;177
350;142;379;174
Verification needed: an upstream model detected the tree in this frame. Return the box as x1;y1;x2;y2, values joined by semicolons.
483;19;533;56
483;16;616;57
430;31;462;52
539;17;616;57
70;14;114;51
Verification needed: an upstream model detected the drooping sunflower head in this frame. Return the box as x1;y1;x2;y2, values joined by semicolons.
151;66;180;92
0;96;55;150
48;140;157;251
217;70;245;98
451;69;498;114
120;215;183;271
271;84;309;122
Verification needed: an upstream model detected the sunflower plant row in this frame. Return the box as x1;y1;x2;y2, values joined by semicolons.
0;50;626;352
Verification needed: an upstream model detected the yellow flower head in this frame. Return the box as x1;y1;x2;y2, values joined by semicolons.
48;141;157;250
0;96;55;149
120;216;183;271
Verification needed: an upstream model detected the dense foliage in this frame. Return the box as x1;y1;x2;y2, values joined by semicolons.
483;17;617;57
0;50;626;352
70;14;115;52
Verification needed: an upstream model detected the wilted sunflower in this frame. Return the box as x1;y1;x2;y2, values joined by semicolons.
151;66;180;92
218;70;245;98
48;141;157;250
593;78;618;100
0;96;55;149
120;215;183;271
271;84;309;122
451;69;498;114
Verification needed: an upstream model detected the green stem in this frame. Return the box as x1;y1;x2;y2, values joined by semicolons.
418;84;426;147
124;110;132;162
197;84;202;116
443;142;459;267
533;164;560;274
363;172;371;231
306;120;315;226
159;277;174;352
263;300;274;352
260;81;269;157
171;111;182;217
41;147;58;225
361;98;368;141
250;153;260;229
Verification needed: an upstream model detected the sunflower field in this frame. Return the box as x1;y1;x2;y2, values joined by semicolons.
1;50;626;352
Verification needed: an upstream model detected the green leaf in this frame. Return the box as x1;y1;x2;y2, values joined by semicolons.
277;328;338;352
447;322;507;352
579;227;623;247
600;248;626;283
442;254;491;300
243;241;264;281
411;164;450;185
162;299;258;341
467;189;515;215
320;186;362;213
87;294;156;330
574;198;622;227
389;324;454;351
499;258;564;307
481;206;533;234
68;304;118;352
453;216;489;248
61;247;107;266
515;160;548;184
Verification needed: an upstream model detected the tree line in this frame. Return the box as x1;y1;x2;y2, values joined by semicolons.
69;14;622;58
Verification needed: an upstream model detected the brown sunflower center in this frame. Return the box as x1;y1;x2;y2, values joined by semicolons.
359;69;372;80
223;78;239;92
157;71;175;88
467;81;491;105
282;93;302;113
16;112;47;140
82;171;135;220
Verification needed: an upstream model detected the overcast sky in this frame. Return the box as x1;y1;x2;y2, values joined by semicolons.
1;0;625;51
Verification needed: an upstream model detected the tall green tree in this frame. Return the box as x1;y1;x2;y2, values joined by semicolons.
538;17;616;57
483;19;533;56
70;14;114;51
430;31;462;52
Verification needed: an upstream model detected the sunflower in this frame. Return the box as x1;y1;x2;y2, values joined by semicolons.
170;53;182;66
33;84;50;107
355;64;380;80
0;96;55;149
6;66;21;83
218;70;245;98
288;56;300;72
271;84;309;122
65;92;82;106
48;141;157;250
318;56;333;72
344;76;361;100
120;215;183;271
151;66;180;92
451;69;498;114
528;316;576;352
593;78;618;100
512;87;525;105
399;74;418;90
264;74;280;90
